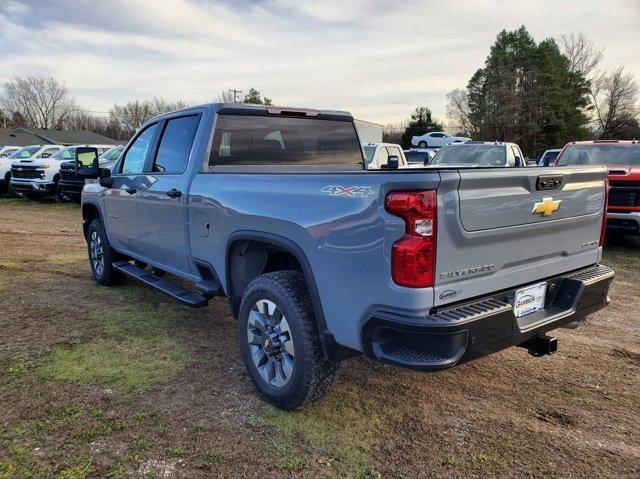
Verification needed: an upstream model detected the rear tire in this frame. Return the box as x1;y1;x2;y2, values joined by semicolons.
238;270;339;410
418;141;428;148
87;218;123;286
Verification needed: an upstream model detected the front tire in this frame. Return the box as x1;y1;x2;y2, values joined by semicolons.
55;185;73;203
238;271;339;410
87;219;122;286
418;141;428;148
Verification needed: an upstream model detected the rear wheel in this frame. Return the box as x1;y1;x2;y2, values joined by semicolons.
418;141;428;148
87;218;123;286
238;271;339;410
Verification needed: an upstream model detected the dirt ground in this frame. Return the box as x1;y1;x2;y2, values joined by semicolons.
0;198;638;479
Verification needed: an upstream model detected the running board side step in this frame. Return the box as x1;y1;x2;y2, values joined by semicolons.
113;261;209;308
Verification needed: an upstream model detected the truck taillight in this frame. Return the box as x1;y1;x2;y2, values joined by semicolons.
385;191;437;288
600;178;609;246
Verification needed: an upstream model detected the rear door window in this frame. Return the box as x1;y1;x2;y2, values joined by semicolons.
151;115;200;174
121;123;159;174
209;114;363;166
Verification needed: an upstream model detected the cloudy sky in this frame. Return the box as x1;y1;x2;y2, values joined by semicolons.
1;0;639;125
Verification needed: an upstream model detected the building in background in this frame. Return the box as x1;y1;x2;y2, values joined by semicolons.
0;127;118;147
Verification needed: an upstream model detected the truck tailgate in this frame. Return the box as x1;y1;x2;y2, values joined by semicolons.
434;166;606;306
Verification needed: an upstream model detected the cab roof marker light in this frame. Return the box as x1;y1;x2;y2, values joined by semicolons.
266;107;320;117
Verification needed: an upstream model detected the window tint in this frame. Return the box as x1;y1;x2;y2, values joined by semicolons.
209;115;363;166
151;115;200;174
121;124;158;174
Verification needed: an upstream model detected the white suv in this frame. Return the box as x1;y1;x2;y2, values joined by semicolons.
10;144;112;199
411;131;471;148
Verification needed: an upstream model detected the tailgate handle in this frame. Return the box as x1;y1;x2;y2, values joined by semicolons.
536;175;563;191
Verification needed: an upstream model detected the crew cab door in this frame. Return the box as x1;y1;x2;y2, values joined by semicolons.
136;114;201;274
104;122;160;254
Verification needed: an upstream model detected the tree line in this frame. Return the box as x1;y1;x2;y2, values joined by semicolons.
386;28;639;156
0;81;273;141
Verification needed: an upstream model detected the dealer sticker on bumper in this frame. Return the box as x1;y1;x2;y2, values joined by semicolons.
513;282;547;318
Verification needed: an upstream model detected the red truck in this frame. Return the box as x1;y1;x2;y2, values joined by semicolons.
555;140;640;235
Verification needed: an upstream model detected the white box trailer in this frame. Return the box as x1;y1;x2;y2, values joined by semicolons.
354;119;383;145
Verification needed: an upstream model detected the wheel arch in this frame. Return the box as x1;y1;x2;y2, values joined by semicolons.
226;231;358;362
81;202;102;240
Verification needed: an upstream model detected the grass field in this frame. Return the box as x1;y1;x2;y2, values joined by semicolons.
1;198;639;478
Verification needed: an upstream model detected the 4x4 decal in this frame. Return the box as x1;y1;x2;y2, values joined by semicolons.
321;185;374;197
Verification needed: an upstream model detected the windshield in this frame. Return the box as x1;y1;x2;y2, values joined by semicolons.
363;146;376;164
405;151;429;164
431;145;506;166
0;148;19;158
8;146;41;159
52;147;76;160
99;146;124;161
557;145;640;166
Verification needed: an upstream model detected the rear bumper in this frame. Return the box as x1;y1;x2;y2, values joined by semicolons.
607;210;640;234
362;265;614;371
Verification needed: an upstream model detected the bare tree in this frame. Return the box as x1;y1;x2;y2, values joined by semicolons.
561;33;603;79
1;76;78;129
446;88;477;137
109;98;186;138
214;90;237;103
592;67;640;138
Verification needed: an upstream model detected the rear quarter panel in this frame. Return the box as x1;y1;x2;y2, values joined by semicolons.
188;171;440;351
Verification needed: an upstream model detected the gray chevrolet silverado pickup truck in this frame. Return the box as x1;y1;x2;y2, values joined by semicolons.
76;103;614;410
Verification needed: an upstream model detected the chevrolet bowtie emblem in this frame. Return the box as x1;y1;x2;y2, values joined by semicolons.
532;197;561;216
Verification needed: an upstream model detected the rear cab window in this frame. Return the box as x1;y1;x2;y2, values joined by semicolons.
209;114;363;167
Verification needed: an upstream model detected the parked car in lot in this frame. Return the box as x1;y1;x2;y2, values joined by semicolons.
538;149;561;167
76;103;612;410
4;145;63;197
411;131;470;148
0;146;21;194
429;141;526;167
11;144;111;200
404;148;436;166
555;140;640;235
57;145;124;203
363;143;407;169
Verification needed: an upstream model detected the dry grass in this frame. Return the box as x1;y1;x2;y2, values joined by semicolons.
0;198;638;478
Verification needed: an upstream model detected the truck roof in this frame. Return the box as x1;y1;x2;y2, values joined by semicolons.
566;140;639;147
147;102;354;124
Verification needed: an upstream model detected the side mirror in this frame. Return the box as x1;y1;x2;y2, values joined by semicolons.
75;147;100;179
526;159;539;166
41;152;51;158
382;155;399;170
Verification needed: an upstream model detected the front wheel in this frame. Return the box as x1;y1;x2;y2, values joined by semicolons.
87;219;123;286
418;141;428;148
55;185;74;203
238;271;339;410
